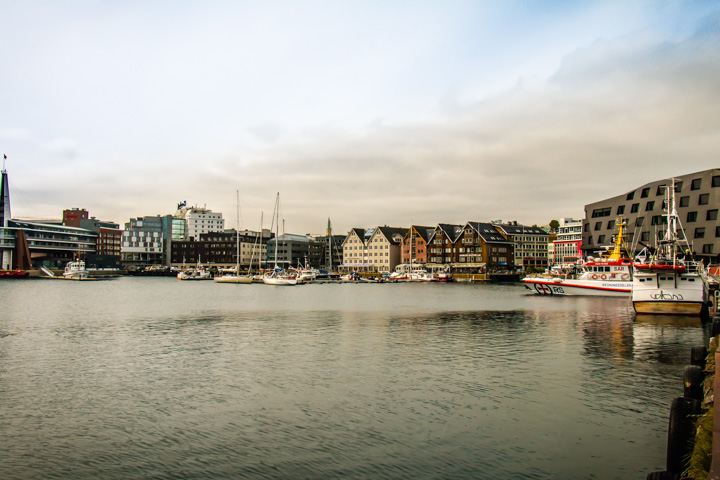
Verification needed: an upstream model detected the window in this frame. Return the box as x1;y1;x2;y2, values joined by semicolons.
687;211;698;222
630;203;639;213
594;222;602;231
645;201;655;211
703;244;714;254
691;178;701;190
699;193;709;205
656;185;666;195
694;228;705;239
707;210;718;221
636;217;644;227
713;176;720;187
591;207;612;218
717;226;720;237
626;191;635;200
641;188;650;198
641;231;650;242
597;235;605;244
651;216;667;226
675;182;683;192
679;196;689;208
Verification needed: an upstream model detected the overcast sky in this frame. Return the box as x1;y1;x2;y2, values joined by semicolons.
1;0;718;234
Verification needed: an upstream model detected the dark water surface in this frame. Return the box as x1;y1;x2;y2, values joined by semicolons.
0;278;708;479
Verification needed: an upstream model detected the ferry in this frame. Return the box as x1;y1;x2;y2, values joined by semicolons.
523;219;633;296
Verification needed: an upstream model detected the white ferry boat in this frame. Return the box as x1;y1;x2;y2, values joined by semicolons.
631;181;710;318
523;220;633;296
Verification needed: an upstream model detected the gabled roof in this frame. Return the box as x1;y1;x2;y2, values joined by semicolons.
374;226;408;245
406;225;434;243
343;228;367;246
433;223;464;243
466;222;514;244
495;223;549;236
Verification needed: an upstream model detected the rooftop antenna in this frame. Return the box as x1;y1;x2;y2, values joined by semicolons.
2;154;6;171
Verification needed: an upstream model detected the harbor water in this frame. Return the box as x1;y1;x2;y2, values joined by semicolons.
0;278;708;479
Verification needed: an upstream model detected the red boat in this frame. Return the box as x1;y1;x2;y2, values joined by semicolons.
0;269;29;278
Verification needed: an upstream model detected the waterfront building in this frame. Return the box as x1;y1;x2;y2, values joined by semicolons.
7;219;96;268
265;233;321;270
455;222;515;273
63;208;121;269
553;217;583;265
428;224;464;265
121;215;174;268
583;168;720;264
493;221;550;270
306;232;345;271
341;228;371;271
365;226;406;273
174;203;225;240
171;229;270;269
400;226;434;264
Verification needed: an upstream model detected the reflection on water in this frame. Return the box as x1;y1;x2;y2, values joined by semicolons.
0;278;710;479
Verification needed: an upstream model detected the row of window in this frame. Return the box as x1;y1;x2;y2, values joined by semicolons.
593;209;718;231
625;176;720;201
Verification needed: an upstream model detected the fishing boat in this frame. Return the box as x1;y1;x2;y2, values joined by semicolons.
631;181;710;318
215;191;253;284
177;258;212;280
262;193;297;286
523;219;633;296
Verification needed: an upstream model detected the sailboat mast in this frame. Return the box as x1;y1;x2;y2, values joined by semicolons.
326;217;332;270
236;190;240;272
274;193;280;269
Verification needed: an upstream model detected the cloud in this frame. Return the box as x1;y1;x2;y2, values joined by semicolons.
180;23;719;234
5;5;720;236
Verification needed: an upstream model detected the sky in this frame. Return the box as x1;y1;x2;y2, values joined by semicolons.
1;0;719;235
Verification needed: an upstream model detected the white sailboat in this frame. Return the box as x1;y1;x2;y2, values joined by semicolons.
263;193;297;286
631;180;710;318
215;190;253;284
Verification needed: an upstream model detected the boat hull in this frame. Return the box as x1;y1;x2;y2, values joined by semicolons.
214;275;253;284
632;301;705;316
262;277;297;285
523;278;631;296
0;269;29;278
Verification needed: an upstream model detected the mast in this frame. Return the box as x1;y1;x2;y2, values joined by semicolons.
326;217;332;270
273;193;280;269
235;190;240;273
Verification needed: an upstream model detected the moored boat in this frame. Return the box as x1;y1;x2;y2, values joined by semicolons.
523;219;633;296
631;180;710;318
63;259;89;280
214;191;253;285
177;259;212;280
0;269;29;278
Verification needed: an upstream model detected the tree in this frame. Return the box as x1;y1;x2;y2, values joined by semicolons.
549;219;560;232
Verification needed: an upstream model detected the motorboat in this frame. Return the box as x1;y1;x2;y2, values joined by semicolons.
63;259;89;280
631;181;710;317
523;219;633;296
